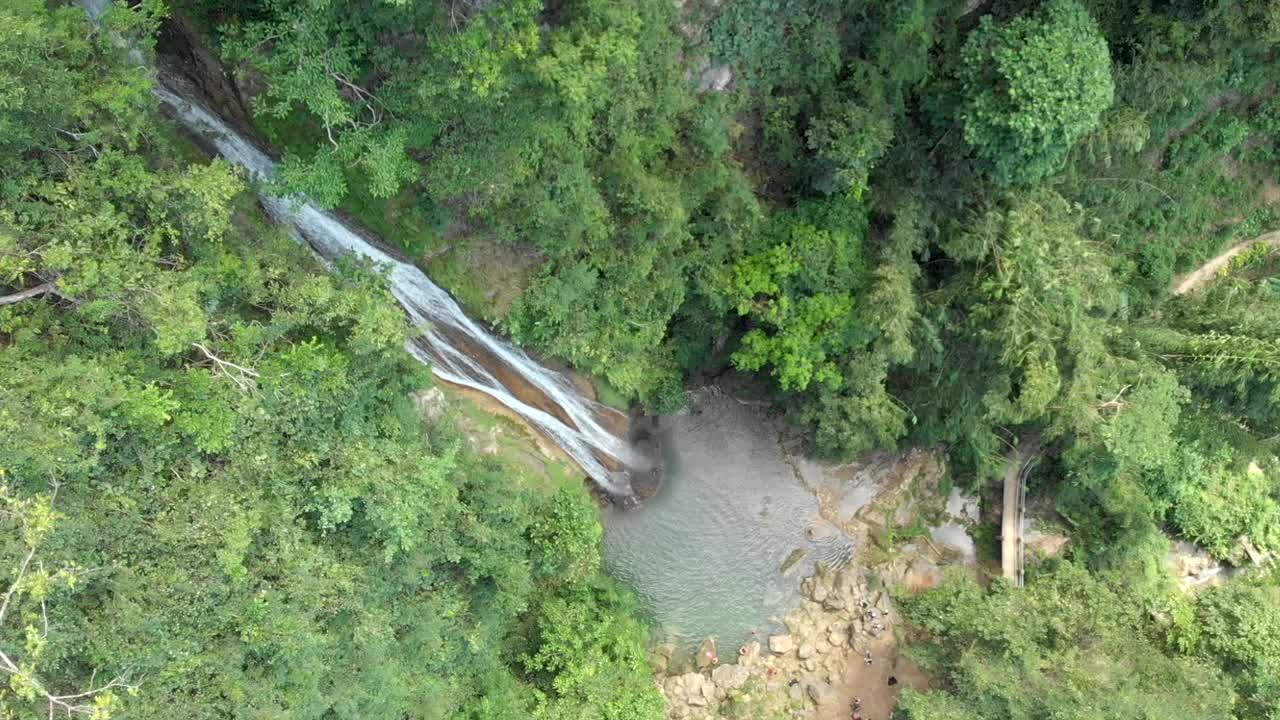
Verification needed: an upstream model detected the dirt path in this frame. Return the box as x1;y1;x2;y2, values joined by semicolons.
1172;230;1280;295
819;633;929;720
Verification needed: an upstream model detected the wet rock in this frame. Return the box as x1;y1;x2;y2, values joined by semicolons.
944;487;981;522
1167;540;1239;589
649;643;674;674
769;635;793;654
738;640;761;663
696;637;719;669
711;663;750;691
780;547;807;575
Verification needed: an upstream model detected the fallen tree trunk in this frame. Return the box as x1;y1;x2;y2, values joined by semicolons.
0;282;56;307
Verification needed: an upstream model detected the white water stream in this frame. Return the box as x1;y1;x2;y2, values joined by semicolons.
83;0;636;494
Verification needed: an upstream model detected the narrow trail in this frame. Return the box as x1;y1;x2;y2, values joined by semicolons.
1172;229;1280;295
1001;441;1039;586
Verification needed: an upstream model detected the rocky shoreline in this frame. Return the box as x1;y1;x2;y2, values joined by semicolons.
654;564;925;719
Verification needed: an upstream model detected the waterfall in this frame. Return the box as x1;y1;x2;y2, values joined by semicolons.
81;0;636;495
151;87;636;495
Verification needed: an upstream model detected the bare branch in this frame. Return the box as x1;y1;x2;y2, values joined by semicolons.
0;282;56;307
0;546;37;626
191;343;260;394
1096;384;1132;412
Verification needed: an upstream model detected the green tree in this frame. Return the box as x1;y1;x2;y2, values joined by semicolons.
898;564;1234;720
720;214;864;393
0;5;667;718
957;0;1115;185
1191;579;1280;719
0;483;135;719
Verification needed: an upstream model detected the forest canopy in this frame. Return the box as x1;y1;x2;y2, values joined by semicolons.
4;0;1280;718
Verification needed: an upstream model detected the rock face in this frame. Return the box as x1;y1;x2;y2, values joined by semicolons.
155;10;257;135
1025;527;1070;559
768;635;793;654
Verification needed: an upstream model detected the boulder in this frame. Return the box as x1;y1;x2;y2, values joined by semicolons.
698;63;734;92
701;679;717;703
412;387;448;423
711;663;750;691
650;654;669;675
807;681;838;707
811;582;829;603
649;643;674;675
1026;527;1070;559
696;638;719;669
677;672;707;706
815;640;831;655
797;643;816;660
900;558;942;593
739;640;761;663
781;547;808;576
828;631;848;647
768;635;794;654
800;576;815;597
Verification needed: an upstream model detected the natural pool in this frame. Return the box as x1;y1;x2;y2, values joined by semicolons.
602;388;853;659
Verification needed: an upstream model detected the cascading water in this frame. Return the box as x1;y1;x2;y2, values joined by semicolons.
82;0;636;495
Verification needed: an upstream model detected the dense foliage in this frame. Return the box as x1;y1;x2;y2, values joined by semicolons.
7;0;1280;716
898;564;1234;719
897;565;1280;720
0;3;659;718
957;0;1115;185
